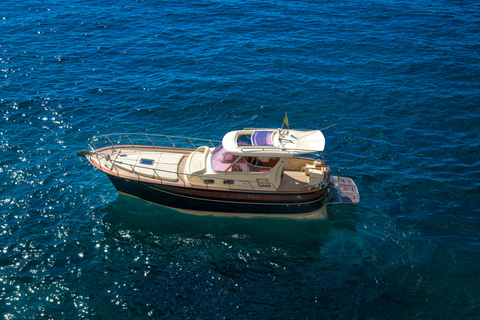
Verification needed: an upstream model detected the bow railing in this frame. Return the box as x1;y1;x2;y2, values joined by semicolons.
90;133;221;151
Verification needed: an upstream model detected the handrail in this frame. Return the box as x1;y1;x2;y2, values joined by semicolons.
88;133;327;192
124;133;134;146
89;150;323;193
239;145;323;155
145;134;154;147
106;157;281;192
166;136;175;148
91;133;222;151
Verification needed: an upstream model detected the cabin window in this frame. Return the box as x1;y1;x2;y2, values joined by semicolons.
236;134;252;146
252;131;274;146
140;159;154;165
256;179;271;187
203;179;215;184
211;144;247;172
212;144;223;155
223;179;235;185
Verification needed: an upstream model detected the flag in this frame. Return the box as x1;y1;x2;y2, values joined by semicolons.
282;112;290;129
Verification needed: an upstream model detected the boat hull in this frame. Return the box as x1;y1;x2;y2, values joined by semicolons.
106;174;330;215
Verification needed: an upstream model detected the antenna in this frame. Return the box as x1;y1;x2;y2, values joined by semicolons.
320;123;337;131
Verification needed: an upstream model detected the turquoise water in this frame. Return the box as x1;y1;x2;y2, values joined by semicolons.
1;0;480;318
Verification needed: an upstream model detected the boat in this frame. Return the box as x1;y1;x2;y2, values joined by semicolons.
78;127;359;217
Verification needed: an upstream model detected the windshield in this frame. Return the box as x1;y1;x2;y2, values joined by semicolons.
211;144;278;173
211;144;243;172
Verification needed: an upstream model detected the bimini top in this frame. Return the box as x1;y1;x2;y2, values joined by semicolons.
222;128;325;157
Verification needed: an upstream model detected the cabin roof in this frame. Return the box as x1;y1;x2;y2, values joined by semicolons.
222;128;325;157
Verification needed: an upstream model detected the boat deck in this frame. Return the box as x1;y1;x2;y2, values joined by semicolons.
277;171;310;192
92;147;314;193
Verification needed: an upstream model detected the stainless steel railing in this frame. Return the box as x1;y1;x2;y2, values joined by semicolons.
87;133;326;192
91;152;281;192
90;133;221;152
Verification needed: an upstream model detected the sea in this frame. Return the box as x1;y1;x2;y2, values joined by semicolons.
1;0;479;318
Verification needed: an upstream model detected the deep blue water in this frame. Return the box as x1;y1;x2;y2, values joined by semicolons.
1;0;480;318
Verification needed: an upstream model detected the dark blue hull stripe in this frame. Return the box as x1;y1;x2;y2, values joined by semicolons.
107;174;329;214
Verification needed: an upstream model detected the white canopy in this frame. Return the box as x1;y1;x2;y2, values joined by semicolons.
222;129;325;157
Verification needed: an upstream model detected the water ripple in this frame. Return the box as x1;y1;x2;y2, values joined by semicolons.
1;0;480;318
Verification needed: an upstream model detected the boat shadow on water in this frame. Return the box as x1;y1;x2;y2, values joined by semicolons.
95;194;355;251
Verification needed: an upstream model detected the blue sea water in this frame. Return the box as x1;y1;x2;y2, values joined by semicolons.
1;0;480;318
